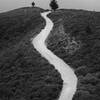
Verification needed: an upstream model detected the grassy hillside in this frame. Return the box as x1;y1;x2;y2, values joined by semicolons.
0;7;100;100
47;9;100;100
0;7;44;50
0;7;62;100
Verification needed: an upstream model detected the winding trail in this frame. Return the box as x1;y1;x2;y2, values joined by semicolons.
32;11;78;100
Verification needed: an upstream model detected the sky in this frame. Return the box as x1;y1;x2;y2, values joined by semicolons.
0;0;100;13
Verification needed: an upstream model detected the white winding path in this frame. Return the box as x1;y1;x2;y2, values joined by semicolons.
32;11;78;100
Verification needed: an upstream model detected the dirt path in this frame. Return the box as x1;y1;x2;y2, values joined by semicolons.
32;11;78;100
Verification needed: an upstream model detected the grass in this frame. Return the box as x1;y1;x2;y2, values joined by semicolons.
0;7;100;100
48;9;100;100
0;7;62;100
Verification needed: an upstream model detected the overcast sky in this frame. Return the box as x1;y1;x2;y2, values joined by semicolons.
0;0;100;13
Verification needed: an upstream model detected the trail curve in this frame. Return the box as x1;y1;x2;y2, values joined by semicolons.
32;11;78;100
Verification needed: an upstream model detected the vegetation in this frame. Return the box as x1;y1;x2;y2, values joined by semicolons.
0;7;62;100
49;0;59;11
0;7;100;100
32;1;35;7
48;9;100;100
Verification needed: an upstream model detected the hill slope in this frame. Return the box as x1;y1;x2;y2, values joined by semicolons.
0;7;62;100
0;7;100;100
48;9;100;100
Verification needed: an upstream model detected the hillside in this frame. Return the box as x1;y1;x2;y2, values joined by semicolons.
48;9;100;100
0;7;62;100
0;7;100;100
